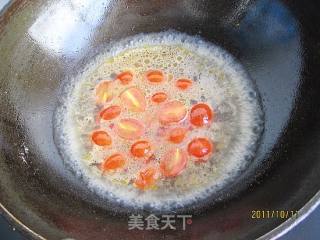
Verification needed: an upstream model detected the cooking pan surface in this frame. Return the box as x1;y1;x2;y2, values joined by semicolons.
0;0;320;239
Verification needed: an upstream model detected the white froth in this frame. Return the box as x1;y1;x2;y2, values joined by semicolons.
54;31;263;210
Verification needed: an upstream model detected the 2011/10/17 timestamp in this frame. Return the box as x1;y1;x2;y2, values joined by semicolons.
251;210;299;219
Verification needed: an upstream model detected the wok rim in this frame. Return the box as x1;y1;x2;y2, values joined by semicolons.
0;202;45;240
0;0;319;239
258;191;320;240
0;191;319;239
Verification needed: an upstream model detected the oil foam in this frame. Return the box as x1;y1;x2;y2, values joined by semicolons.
54;31;264;210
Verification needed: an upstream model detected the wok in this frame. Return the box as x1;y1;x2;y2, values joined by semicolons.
0;0;320;239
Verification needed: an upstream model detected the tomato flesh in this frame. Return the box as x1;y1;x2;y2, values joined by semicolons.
158;100;187;125
120;87;146;112
115;118;145;140
160;148;188;177
168;127;187;144
95;80;113;104
134;167;157;190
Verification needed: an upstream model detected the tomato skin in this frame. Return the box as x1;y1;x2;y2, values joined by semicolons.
188;138;214;158
160;148;188;177
176;79;192;90
117;71;133;85
91;130;112;146
151;92;168;103
100;105;121;120
146;70;165;83
190;103;214;127
101;154;126;171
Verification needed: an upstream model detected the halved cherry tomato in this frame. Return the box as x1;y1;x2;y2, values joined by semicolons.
117;71;133;85
160;148;188;177
158;100;187;125
176;79;192;90
151;92;168;103
190;103;214;127
146;70;165;83
187;137;214;158
168;127;188;144
101;153;126;171
100;105;121;120
91;130;112;146
95;80;113;104
120;87;146;112
134;167;157;190
131;140;152;158
115;118;145;140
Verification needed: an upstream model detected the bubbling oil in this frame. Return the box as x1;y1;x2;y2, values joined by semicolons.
54;31;264;210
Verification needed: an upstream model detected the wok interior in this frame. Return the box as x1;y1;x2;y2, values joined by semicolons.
0;0;320;239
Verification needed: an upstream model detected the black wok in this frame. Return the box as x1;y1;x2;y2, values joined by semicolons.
0;0;320;239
